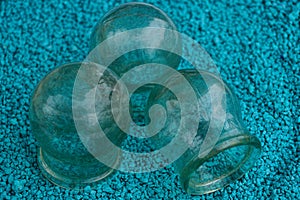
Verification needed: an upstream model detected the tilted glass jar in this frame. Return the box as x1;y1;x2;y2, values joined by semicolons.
146;69;261;195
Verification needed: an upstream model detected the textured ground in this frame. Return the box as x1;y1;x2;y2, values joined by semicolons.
0;0;299;199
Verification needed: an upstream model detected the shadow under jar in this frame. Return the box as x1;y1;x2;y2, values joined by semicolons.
146;69;261;195
29;62;127;189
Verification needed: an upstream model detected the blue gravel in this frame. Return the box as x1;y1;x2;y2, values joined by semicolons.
1;0;299;199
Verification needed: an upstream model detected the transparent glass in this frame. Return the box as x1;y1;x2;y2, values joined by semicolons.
29;62;126;189
89;2;182;77
89;2;182;125
146;69;261;195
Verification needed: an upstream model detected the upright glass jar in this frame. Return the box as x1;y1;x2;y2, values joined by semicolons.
89;2;182;125
89;2;182;77
29;62;127;188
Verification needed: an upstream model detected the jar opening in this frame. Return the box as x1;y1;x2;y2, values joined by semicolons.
180;134;261;195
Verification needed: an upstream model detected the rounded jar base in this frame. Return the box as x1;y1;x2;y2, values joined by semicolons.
37;147;119;189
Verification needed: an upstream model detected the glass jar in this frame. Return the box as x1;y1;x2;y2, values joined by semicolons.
29;62;127;188
89;2;182;77
146;69;261;195
88;2;182;126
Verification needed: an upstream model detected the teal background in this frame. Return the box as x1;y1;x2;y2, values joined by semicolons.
0;0;299;199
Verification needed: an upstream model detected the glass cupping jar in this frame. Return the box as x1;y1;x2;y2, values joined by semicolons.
29;62;127;188
89;2;182;77
88;2;182;124
146;69;261;195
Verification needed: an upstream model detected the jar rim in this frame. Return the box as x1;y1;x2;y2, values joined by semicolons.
179;133;261;195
